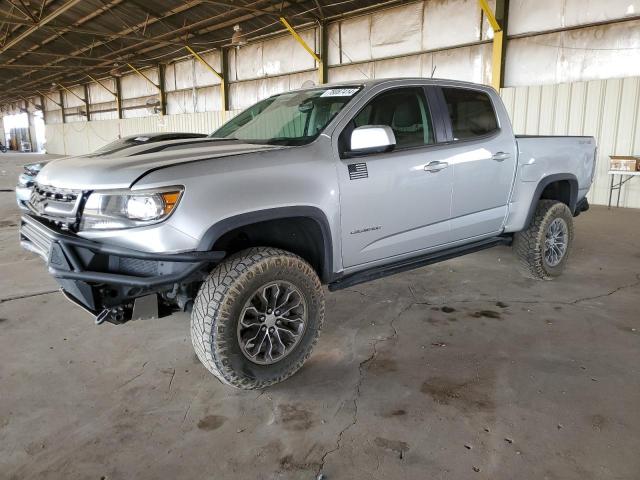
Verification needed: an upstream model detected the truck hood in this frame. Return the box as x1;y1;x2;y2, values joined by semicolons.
36;138;285;190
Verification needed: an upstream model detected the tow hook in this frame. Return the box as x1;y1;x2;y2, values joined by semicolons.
95;307;127;325
95;309;111;325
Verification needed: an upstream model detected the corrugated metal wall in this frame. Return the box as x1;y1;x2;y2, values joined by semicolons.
501;76;640;208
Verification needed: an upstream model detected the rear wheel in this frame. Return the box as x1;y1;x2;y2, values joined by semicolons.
513;200;574;280
191;247;325;389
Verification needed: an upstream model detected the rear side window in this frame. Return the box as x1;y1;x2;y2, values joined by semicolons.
442;88;498;140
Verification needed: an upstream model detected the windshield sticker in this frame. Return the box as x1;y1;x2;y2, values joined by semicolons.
134;136;151;142
320;88;359;97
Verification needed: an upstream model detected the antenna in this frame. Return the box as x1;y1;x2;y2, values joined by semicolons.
431;65;437;78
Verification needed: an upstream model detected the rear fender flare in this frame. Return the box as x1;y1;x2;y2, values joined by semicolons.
523;173;578;228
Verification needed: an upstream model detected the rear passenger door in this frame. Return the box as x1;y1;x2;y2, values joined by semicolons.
438;87;517;240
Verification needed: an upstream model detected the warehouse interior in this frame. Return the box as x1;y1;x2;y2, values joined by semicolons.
1;1;639;478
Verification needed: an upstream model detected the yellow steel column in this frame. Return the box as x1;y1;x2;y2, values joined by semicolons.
478;0;502;91
279;17;324;84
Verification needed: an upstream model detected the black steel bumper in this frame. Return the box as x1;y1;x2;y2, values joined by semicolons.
19;215;224;319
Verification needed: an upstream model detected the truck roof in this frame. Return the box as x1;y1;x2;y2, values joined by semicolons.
290;77;496;94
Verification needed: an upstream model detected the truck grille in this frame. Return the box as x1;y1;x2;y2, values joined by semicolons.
28;184;83;230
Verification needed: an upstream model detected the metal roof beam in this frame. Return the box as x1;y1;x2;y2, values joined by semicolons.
1;0;84;53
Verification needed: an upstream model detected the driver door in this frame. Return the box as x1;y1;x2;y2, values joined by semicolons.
336;86;453;268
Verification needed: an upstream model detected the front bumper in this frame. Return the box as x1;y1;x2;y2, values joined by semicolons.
19;215;224;321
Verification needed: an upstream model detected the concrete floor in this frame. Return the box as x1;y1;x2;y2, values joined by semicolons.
1;152;639;480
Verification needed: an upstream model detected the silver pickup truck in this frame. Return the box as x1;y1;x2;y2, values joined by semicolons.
20;78;596;389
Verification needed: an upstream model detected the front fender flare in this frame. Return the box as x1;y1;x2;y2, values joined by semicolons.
196;206;334;282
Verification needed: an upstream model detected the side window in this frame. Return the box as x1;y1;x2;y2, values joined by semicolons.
442;88;498;140
347;87;435;150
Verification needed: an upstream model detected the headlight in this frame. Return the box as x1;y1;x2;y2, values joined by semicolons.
79;187;183;231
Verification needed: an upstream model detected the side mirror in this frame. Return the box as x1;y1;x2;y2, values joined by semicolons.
349;125;396;155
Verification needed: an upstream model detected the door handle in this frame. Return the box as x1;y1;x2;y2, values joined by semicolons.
492;152;511;162
424;161;449;173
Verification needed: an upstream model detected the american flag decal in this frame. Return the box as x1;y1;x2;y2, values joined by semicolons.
348;163;368;180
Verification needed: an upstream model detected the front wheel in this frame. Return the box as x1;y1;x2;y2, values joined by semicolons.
513;200;574;280
191;247;325;389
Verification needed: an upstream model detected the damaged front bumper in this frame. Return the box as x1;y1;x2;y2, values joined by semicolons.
19;215;224;324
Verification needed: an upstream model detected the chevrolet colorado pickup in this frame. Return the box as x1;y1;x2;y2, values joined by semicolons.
20;78;596;389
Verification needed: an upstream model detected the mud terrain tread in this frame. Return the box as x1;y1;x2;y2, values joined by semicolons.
513;200;574;280
191;247;325;389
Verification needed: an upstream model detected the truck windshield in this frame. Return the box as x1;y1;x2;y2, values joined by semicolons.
211;86;362;145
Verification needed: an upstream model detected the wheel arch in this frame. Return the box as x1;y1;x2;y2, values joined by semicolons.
524;174;578;229
197;206;334;283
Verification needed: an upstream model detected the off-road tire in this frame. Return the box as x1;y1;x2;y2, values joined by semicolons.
513;200;574;280
191;247;325;389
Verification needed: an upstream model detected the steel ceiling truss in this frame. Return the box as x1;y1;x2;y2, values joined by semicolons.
0;0;399;106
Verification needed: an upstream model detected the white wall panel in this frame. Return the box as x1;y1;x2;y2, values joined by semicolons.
501;76;640;208
374;56;421;78
120;68;159;99
229;79;260;110
194;51;222;86
229;71;317;110
262;30;316;75
195;86;222;112
44;109;63;124
328;44;491;83
121;96;157;118
338;15;372;63
166;59;195;91
423;0;482;49
565;0;640;27
230;29;318;82
509;0;640;35
43;94;60;111
234;43;264;80
63;86;85;108
328;63;374;82
44;123;64;154
332;0;493;67
88;78;116;104
430;43;492;84
167;90;195;115
371;3;423;57
90;102;118;121
508;0;565;34
505;21;640;86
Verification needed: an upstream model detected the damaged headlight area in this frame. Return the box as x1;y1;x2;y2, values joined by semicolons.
80;186;183;231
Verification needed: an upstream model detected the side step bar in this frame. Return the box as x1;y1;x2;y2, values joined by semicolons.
328;236;512;291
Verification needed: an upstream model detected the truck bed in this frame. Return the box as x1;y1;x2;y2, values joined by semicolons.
503;135;597;232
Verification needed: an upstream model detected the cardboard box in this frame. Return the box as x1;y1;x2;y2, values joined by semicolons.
610;156;640;172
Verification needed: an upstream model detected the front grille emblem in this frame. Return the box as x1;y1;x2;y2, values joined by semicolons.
28;184;82;229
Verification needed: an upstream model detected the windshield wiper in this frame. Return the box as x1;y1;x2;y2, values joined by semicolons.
263;137;310;146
